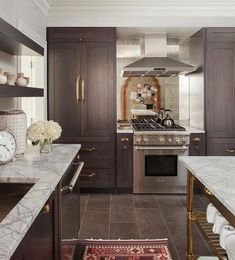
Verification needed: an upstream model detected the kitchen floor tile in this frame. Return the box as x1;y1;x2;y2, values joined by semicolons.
111;196;134;209
136;208;163;223
138;219;169;239
110;223;140;239
80;194;89;218
110;207;137;223
155;195;182;208
78;208;109;239
133;195;158;208
86;194;110;209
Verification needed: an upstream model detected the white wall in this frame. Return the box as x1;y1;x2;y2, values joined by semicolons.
0;0;47;120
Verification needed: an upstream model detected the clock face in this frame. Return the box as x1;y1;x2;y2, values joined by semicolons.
0;131;16;164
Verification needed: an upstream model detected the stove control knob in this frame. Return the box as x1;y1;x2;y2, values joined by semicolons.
168;138;172;143
181;138;187;144
143;136;149;143
136;136;142;143
159;136;165;144
175;137;180;144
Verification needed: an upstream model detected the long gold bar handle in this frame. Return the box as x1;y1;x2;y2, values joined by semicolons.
81;77;85;102
76;76;80;102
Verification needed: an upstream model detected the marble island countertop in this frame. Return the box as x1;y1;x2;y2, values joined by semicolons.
179;156;235;216
0;144;81;260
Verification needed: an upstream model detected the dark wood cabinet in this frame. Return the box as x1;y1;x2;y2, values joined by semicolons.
11;192;57;260
188;28;235;155
116;133;133;191
189;133;206;156
47;28;116;189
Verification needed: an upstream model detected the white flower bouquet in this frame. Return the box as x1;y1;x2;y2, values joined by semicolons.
27;120;62;153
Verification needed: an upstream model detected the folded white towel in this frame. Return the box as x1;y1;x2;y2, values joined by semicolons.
206;203;219;224
220;225;235;249
213;213;229;234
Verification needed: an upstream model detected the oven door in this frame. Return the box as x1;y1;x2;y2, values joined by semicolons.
133;146;188;194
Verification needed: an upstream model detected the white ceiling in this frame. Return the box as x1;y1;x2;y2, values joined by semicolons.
37;0;235;28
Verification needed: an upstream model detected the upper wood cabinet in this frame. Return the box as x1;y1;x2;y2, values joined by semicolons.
188;28;235;155
206;43;235;138
47;28;116;189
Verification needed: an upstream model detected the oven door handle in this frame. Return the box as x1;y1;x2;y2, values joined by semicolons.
61;161;84;195
135;146;188;150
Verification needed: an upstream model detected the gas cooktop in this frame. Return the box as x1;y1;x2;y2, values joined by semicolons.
130;119;186;131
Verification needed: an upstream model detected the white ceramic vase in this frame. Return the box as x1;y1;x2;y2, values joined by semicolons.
15;73;27;87
0;69;7;84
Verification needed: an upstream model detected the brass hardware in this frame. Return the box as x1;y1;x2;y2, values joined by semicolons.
121;137;129;142
81;147;96;152
123;146;127;150
76;76;80;102
192;137;201;142
226;149;235;153
81;77;85;102
204;187;212;195
187;211;196;221
42;202;50;214
80;172;96;178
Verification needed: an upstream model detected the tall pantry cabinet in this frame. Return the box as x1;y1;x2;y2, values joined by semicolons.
47;28;116;189
188;28;235;155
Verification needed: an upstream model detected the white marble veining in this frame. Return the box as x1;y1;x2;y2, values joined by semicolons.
0;144;81;260
179;156;235;216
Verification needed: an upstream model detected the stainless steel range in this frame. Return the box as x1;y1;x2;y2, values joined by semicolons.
131;118;190;194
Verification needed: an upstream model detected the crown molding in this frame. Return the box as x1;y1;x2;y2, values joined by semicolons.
34;0;51;16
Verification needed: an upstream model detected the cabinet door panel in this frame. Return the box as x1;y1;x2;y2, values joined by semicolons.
206;44;235;137
48;44;82;137
207;138;235;156
81;42;115;137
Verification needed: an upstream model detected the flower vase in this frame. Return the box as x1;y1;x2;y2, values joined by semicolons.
39;139;52;153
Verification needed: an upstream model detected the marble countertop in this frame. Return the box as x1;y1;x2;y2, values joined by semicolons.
0;144;81;260
179;156;235;216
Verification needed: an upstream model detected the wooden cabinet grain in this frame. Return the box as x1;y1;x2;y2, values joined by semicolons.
116;133;133;191
187;28;235;155
189;133;206;156
47;28;116;189
11;192;57;260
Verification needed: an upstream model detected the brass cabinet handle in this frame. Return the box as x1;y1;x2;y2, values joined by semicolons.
81;147;96;152
192;137;201;142
42;202;50;214
80;172;96;178
226;149;235;153
121;137;129;142
81;77;85;102
76;76;80;102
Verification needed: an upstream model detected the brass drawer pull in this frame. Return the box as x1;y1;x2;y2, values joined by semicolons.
81;77;85;102
226;149;235;153
121;137;129;142
192;137;201;142
42;202;50;214
80;172;96;178
81;147;96;152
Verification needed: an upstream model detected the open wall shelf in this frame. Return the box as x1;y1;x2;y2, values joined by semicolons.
0;85;44;97
0;18;44;56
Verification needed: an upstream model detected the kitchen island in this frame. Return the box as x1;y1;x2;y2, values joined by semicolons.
179;156;235;260
0;144;81;260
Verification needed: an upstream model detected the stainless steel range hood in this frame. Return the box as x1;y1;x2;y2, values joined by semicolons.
121;33;194;77
122;57;194;77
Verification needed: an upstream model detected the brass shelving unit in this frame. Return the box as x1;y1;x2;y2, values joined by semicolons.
187;171;234;260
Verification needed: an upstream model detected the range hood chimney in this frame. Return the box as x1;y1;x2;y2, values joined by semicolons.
122;33;194;77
